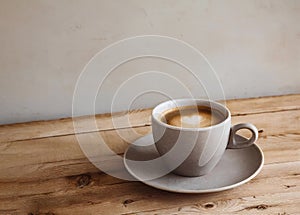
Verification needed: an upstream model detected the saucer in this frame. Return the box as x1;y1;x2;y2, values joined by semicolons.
124;134;264;193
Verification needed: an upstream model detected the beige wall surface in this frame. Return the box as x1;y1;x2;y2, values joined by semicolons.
0;0;299;124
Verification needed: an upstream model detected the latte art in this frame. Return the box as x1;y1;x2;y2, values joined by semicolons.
161;105;224;128
181;115;203;127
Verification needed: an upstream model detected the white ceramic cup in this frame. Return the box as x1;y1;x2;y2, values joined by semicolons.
151;99;258;177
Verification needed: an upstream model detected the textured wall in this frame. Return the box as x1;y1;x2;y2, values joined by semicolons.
0;0;299;124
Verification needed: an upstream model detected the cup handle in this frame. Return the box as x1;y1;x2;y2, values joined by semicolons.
227;123;258;149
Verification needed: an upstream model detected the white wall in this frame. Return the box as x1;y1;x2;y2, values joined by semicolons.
1;0;299;124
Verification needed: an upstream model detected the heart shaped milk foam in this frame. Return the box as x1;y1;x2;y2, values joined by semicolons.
181;115;204;127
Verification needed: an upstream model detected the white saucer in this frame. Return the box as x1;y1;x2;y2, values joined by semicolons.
124;134;264;193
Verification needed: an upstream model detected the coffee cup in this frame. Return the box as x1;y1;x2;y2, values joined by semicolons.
151;99;258;177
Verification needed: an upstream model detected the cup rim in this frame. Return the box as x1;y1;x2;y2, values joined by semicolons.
152;99;231;131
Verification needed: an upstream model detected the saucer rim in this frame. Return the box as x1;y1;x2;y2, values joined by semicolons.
124;134;264;194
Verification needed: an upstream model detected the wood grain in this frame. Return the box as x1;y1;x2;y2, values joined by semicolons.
0;161;299;215
130;192;300;215
0;110;299;182
0;94;299;215
0;139;299;199
0;126;299;183
225;94;300;115
0;94;299;143
0;126;150;182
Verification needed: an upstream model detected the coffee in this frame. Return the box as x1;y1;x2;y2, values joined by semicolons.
153;99;258;176
161;105;224;128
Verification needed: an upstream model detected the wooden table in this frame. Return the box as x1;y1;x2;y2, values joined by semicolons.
0;94;299;215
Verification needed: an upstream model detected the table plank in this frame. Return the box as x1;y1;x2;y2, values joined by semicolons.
130;192;300;215
0;110;299;182
0;94;299;215
0;94;299;143
225;94;300;115
0;161;299;215
0;137;299;198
